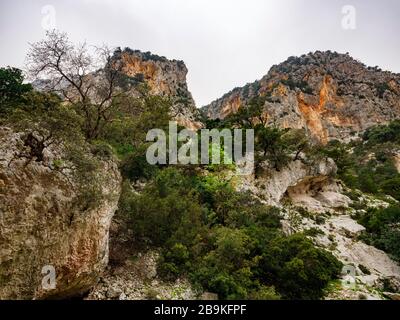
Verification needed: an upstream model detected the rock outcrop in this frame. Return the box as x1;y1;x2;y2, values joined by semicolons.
33;48;203;131
237;156;400;299
202;51;400;143
239;157;350;212
309;211;400;300
112;48;202;130
0;127;121;299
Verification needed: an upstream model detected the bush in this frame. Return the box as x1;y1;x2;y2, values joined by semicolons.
358;205;400;261
358;264;371;275
248;286;281;300
311;125;400;202
258;233;343;300
362;120;400;144
120;145;159;181
120;165;342;300
381;177;400;201
304;228;324;237
121;168;203;247
0;67;32;113
191;227;254;299
158;243;191;280
375;82;392;99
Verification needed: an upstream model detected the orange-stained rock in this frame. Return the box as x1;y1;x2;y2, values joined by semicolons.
113;48;201;130
0;127;121;299
202;51;400;143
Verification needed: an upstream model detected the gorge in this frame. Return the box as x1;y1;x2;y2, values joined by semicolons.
1;41;400;300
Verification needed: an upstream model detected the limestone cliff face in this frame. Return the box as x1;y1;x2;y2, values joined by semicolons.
238;158;400;299
238;156;349;211
112;48;202;130
34;48;203;131
203;51;400;143
0;127;121;299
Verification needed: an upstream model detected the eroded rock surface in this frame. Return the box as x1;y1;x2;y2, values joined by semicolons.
240;157;345;210
203;51;400;143
0;127;121;299
112;48;202;130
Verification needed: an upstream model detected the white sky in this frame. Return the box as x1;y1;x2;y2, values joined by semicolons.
1;0;399;106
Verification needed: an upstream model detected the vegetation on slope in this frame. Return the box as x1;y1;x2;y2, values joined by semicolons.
0;58;344;300
312;121;400;262
119;167;342;300
15;32;400;300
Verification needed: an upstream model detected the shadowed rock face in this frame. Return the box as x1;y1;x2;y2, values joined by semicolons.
0;127;121;299
202;51;400;143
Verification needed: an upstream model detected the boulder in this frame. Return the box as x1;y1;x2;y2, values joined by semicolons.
0;127;121;299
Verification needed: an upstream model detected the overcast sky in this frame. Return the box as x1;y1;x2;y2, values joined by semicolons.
1;0;399;106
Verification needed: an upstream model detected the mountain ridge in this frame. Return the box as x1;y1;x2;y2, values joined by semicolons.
201;51;400;143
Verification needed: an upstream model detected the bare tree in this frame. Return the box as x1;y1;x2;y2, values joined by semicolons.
26;30;126;139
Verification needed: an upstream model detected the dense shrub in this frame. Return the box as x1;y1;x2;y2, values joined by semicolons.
375;82;392;99
357;205;400;261
120;166;342;300
362;120;400;144
121;168;204;246
0;67;32;113
310;126;400;201
257;233;342;300
281;77;313;94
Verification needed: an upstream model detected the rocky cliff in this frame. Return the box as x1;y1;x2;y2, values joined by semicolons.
112;48;202;130
0;127;121;299
3;46;400;300
237;156;400;300
33;47;202;131
203;51;400;143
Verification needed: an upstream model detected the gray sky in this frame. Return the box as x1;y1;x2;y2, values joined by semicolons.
1;0;399;106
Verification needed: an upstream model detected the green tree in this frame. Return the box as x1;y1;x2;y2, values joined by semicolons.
255;125;291;172
193;227;254;299
258;233;342;300
358;205;400;261
381;177;400;201
121;168;203;246
0;67;32;113
362;120;400;144
226;96;267;129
